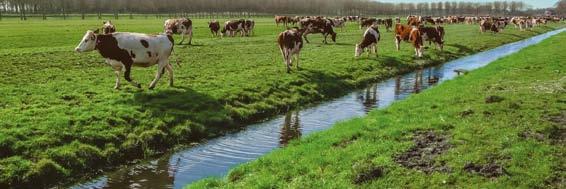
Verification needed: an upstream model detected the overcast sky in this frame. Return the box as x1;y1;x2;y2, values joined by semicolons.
375;0;558;9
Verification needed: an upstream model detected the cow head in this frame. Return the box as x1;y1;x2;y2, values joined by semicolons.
75;29;99;53
354;43;363;58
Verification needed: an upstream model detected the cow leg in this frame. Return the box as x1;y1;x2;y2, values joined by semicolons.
165;63;174;87
179;34;185;45
112;67;121;89
149;61;168;89
295;53;300;70
303;34;310;44
187;28;193;45
374;45;378;57
323;34;327;44
123;63;141;88
395;36;401;51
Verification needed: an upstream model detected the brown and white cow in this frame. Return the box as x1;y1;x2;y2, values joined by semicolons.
360;18;377;29
102;20;116;34
480;20;499;33
395;24;424;57
75;29;175;89
221;20;244;37
277;28;304;73
301;18;337;44
164;18;193;45
208;20;220;37
355;26;381;58
275;16;290;27
420;26;444;51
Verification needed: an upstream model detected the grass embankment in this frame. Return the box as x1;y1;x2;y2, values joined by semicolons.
0;17;563;188
188;32;566;188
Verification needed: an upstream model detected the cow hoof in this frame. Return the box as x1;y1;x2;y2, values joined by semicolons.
135;84;142;88
114;86;120;90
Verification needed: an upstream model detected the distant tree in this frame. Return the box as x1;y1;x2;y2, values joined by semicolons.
557;0;566;16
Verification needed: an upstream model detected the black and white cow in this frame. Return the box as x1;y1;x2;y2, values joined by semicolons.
243;19;255;36
221;20;244;37
75;29;175;89
102;20;116;34
355;26;380;58
277;28;304;73
164;18;193;45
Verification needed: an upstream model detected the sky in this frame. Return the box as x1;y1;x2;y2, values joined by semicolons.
375;0;559;9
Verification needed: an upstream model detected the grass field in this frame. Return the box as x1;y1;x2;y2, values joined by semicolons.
0;17;563;188
187;31;566;189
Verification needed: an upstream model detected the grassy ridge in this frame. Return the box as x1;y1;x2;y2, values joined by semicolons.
0;18;562;188
188;32;566;188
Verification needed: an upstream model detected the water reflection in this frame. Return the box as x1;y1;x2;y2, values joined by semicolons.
279;111;302;146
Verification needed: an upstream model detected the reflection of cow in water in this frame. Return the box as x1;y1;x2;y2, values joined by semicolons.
279;111;301;146
359;83;378;113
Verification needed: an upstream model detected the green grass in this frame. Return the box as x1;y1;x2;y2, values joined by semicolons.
187;32;566;189
0;18;563;188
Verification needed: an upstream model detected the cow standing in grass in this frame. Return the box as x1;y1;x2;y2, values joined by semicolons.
355;25;381;58
221;20;244;37
102;20;116;34
208;20;220;37
243;19;255;36
75;29;175;89
395;24;424;57
301;18;337;44
277;28;304;73
420;26;444;51
164;18;193;45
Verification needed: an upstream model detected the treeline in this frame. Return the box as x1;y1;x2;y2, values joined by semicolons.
0;0;537;20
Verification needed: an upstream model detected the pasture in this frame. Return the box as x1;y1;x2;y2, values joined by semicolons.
188;30;566;189
0;17;563;188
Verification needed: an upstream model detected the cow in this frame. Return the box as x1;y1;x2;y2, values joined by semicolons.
333;18;346;31
360;18;377;29
395;17;401;24
420;26;444;51
407;16;421;26
275;16;289;27
221;20;244;37
395;24;423;57
102;20;116;34
243;19;255;36
277;28;304;73
301;18;337;44
355;26;381;58
384;18;393;32
480;20;499;33
164;18;193;45
74;29;174;89
208;20;220;37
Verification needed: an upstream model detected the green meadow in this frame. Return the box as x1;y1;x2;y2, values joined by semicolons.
188;30;566;189
0;17;562;188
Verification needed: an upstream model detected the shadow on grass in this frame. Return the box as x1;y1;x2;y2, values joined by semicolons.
124;87;232;129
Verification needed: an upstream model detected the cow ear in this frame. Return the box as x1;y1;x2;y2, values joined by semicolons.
94;29;100;34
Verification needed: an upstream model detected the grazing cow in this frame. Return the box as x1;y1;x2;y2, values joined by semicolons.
164;18;193;45
333;18;346;31
277;28;304;73
355;26;381;58
384;18;393;32
360;18;377;29
74;29;174;89
301;18;337;44
395;24;423;57
221;20;244;37
480;20;499;33
208;20;220;37
275;16;289;27
102;20;116;34
243;19;255;36
420;26;444;51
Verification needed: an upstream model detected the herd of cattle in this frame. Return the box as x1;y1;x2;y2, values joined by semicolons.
74;15;564;88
